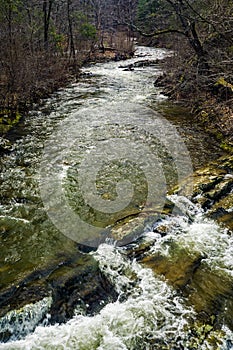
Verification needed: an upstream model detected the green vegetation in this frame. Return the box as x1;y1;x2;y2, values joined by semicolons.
0;110;22;134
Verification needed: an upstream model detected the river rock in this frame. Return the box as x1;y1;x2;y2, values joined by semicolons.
123;216;233;332
174;155;233;228
142;246;205;289
119;59;159;70
1;152;232;343
122;154;233;334
0;137;12;155
0;251;117;342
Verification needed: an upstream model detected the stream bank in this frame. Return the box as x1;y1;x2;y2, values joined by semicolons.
154;57;233;153
0;46;232;349
0;48;131;146
0;154;232;347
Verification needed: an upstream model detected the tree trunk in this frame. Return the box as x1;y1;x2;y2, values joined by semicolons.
67;0;75;60
189;22;209;73
43;0;53;50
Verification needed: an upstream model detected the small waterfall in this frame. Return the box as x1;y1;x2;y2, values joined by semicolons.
0;243;195;349
0;297;52;343
0;46;232;349
0;241;232;349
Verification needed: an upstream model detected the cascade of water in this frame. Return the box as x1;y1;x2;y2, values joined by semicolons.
0;241;232;349
0;46;232;349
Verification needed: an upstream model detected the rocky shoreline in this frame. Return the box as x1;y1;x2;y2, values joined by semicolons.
153;69;233;154
181;154;233;230
0;251;117;342
0;154;232;343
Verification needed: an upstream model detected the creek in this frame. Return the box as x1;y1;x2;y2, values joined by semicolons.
0;46;232;349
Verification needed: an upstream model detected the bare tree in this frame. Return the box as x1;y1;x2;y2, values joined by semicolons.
43;0;55;50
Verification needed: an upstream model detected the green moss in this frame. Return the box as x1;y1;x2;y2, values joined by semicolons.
187;320;225;349
0;110;22;134
198;120;232;154
215;77;233;92
228;46;233;54
220;141;233;154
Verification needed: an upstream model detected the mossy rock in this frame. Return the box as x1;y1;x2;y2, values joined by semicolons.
221;141;233;154
138;238;233;331
0;110;22;135
0;250;117;342
142;245;204;289
174;155;233;223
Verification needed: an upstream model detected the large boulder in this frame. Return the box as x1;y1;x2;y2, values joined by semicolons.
0;251;117;342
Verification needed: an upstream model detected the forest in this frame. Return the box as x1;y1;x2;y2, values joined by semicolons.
0;0;232;147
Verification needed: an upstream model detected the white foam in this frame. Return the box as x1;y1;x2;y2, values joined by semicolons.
0;245;195;349
0;296;52;342
150;195;233;277
0;241;232;349
0;215;30;224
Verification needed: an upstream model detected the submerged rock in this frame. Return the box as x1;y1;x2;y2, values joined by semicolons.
122;154;233;336
1;154;232;345
0;251;117;342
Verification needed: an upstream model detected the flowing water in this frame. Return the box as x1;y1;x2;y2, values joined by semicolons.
0;46;232;349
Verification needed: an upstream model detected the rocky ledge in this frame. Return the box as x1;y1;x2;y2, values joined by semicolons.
179;154;233;230
0;251;117;342
124;154;233;333
0;154;232;343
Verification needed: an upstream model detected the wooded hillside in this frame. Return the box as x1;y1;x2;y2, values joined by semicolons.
0;0;232;147
135;0;233;147
0;0;135;121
